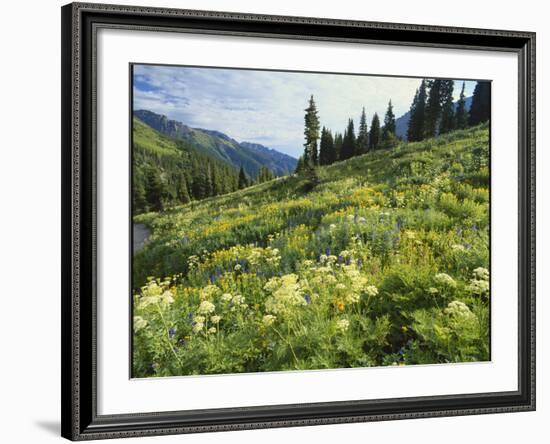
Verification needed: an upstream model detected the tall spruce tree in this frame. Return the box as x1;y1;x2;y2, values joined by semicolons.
356;107;369;154
238;166;248;189
439;80;456;134
133;180;148;213
303;95;320;165
319;127;335;165
425;79;443;138
455;82;469;130
210;163;221;196
333;132;343;161
340;119;356;160
469;81;491;125
381;100;397;148
295;156;305;174
407;80;427;142
369;113;381;150
177;174;191;204
326;129;336;164
145;165;167;211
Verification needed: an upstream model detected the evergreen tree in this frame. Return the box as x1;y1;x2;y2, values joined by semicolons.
469;81;491;126
319;127;335;166
133;179;148;213
368;113;381;150
455;82;469;130
327;129;337;164
381;100;397;148
303;95;320;165
191;167;209;199
356;107;369;154
439;80;455;134
407;80;427;142
145;166;167;212
205;162;214;197
257;166;274;183
340;119;356;160
407;80;428;142
238;166;248;189
295;155;305;174
177;174;191;204
425;79;442;138
333;132;343;161
210;163;221;196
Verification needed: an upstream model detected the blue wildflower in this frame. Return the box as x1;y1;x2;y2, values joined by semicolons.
168;328;176;338
304;294;311;304
326;247;331;256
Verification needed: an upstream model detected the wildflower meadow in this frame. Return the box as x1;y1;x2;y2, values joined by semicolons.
132;123;491;377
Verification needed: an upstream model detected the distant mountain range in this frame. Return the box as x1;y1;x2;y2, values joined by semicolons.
134;110;297;177
395;96;473;140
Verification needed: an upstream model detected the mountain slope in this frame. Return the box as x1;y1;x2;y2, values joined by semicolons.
134;123;490;286
133;124;490;376
134;110;297;177
395;96;473;140
132;117;240;213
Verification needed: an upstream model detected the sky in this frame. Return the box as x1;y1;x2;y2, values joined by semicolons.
133;64;478;158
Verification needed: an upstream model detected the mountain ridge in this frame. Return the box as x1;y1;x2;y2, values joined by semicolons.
134;109;297;177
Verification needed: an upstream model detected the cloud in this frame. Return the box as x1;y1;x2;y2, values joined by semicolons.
133;65;479;158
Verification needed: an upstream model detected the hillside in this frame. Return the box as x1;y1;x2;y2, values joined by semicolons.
132;117;241;213
133;124;490;376
134;109;297;177
134;124;489;283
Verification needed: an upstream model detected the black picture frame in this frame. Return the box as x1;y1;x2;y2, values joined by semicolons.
61;2;536;440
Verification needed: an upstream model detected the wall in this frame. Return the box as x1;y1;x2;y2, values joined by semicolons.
0;0;545;442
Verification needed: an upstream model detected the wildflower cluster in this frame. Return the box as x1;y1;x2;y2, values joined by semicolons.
468;267;490;297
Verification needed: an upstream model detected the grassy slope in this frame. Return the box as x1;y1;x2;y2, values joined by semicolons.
133;117;183;158
133;124;490;376
135;123;489;284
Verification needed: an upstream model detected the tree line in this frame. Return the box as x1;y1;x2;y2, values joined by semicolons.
134;154;241;213
297;96;398;171
134;149;278;214
407;79;490;142
297;79;490;171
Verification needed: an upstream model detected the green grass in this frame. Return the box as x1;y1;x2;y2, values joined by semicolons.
132;124;490;377
133;118;182;158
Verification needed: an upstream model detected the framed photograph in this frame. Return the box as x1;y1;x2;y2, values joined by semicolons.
61;2;535;440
